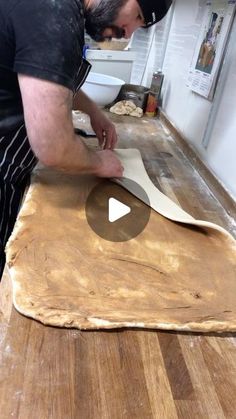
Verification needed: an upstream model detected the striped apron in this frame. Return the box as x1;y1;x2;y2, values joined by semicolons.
0;58;91;278
0;124;38;276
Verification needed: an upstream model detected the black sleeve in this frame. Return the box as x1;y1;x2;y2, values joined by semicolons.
10;0;85;91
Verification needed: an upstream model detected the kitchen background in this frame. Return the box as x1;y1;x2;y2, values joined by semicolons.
85;0;236;201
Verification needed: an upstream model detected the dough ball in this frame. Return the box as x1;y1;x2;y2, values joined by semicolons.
130;107;143;118
110;102;127;115
110;100;143;118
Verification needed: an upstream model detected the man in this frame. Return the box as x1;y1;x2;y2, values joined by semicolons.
0;0;172;276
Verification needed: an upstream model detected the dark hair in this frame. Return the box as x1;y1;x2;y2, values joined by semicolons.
85;0;127;42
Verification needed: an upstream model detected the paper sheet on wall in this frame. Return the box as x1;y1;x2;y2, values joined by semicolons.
187;0;236;100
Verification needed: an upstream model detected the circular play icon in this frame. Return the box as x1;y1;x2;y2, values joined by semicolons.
85;178;151;242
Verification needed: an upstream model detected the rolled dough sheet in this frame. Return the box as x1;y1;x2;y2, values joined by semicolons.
114;149;235;240
6;149;236;332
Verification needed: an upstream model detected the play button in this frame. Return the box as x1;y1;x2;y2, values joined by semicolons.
108;198;131;223
85;178;151;242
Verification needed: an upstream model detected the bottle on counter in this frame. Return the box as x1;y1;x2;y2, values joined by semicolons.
145;70;164;117
151;70;164;98
145;92;158;117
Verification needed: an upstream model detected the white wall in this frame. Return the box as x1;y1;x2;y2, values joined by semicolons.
206;18;236;198
152;0;236;200
130;8;173;86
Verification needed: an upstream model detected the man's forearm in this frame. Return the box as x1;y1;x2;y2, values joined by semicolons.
26;101;102;175
73;89;98;117
50;131;102;175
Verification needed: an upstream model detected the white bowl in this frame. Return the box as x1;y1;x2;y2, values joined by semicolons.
81;72;125;107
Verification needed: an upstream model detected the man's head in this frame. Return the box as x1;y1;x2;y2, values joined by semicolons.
84;0;127;42
84;0;172;42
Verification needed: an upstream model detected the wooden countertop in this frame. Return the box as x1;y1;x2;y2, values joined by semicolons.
1;114;236;418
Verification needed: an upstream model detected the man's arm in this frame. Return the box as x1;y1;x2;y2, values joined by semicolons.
73;89;98;116
18;75;123;177
73;89;118;150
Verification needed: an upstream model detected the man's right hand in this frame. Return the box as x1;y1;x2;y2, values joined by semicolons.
94;150;124;178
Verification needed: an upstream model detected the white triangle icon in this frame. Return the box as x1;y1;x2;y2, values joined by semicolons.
108;198;131;223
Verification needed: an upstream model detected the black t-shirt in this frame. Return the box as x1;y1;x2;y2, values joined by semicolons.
0;0;90;135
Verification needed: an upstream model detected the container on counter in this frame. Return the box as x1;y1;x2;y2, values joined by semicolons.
145;70;164;117
116;84;150;110
145;93;158;117
151;70;164;98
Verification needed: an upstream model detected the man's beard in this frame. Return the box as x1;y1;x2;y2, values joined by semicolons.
84;0;127;42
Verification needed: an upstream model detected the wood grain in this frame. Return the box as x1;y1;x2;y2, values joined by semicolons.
0;113;236;418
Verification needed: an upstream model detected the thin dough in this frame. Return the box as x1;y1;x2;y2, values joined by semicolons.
114;149;235;241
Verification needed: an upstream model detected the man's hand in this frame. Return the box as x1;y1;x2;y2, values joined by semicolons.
94;150;124;178
90;108;117;150
73;90;118;150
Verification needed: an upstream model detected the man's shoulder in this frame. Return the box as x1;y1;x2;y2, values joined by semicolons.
1;0;83;19
1;0;84;42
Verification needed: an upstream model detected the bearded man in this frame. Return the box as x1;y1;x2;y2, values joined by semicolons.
0;0;172;275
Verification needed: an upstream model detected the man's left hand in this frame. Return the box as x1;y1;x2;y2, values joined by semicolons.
90;108;118;150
